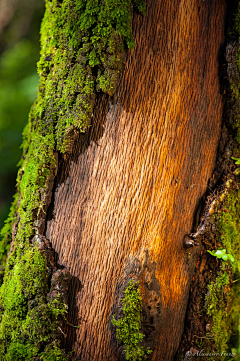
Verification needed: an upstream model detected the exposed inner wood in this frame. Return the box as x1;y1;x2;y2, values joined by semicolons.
46;0;226;359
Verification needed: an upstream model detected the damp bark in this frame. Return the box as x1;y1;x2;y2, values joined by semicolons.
45;0;227;360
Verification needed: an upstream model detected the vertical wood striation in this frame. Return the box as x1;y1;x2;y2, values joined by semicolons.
46;0;226;359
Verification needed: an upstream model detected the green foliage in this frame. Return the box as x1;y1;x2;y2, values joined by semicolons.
40;342;68;361
232;157;240;165
208;249;235;263
111;279;152;361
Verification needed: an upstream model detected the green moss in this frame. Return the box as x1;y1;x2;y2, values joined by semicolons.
0;244;68;360
0;0;146;358
1;0;146;245
230;68;240;146
218;190;240;273
206;267;231;353
206;186;240;357
37;0;145;152
0;192;18;279
218;188;240;356
203;7;240;357
111;279;152;361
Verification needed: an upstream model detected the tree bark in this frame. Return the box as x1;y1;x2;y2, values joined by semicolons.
44;1;227;360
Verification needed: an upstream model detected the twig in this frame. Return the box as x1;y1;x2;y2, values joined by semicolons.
193;335;214;340
66;321;81;329
58;326;67;338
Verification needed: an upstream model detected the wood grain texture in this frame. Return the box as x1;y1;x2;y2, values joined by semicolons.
46;0;226;359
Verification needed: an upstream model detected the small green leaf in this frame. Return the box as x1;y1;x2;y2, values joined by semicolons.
208;249;226;257
228;254;235;263
216;249;226;255
207;250;214;255
207;249;235;263
231;156;240;164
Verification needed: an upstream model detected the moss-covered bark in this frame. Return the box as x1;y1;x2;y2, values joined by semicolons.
111;278;152;361
0;0;145;359
202;4;240;355
176;4;240;359
203;176;240;357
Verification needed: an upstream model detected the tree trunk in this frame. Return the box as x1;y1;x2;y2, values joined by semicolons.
2;0;239;360
44;1;227;360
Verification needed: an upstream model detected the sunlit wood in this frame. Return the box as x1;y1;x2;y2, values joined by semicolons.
46;0;226;359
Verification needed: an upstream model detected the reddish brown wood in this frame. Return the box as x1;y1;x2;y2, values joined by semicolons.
46;0;226;359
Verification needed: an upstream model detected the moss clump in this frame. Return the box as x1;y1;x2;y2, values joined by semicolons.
111;279;152;361
206;266;231;353
218;189;240;274
0;244;68;360
0;192;18;284
218;188;240;356
0;0;146;358
206;185;240;356
37;0;146;152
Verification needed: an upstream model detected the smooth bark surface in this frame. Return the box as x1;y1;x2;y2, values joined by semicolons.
46;1;226;359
